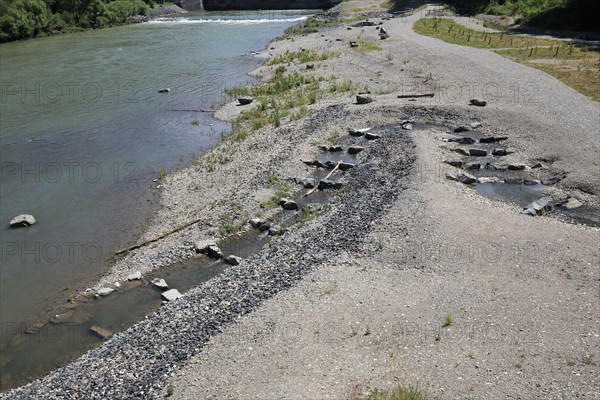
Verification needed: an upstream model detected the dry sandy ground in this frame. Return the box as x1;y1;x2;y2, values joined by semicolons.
166;2;600;400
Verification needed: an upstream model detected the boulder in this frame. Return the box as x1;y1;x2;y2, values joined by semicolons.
238;96;254;105
479;136;508;144
469;149;487;157
445;172;459;181
90;325;112;339
492;148;507;156
522;197;554;216
508;163;526;171
258;222;271;232
564;198;583;209
444;160;463;168
97;288;114;297
249;218;266;228
364;132;381;140
158;88;171;93
350;41;358;48
348;127;371;136
151;278;168;289
401;123;413;130
9;214;36;228
225;255;242;266
300;178;317;189
320;145;343;152
348;146;365;154
469;98;487;107
195;241;223;259
279;198;298;210
127;271;142;281
470;122;482;128
318;180;343;190
356;95;373;104
338;162;355;171
464;162;481;170
161;289;183;302
450;148;469;156
458;173;477;184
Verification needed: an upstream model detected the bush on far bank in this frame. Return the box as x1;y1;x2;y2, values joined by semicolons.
0;0;153;42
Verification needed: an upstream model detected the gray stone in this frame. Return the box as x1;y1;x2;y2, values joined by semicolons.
445;172;459;181
470;122;482;128
195;241;223;259
348;146;365;154
450;148;469;156
458;173;477;184
327;145;343;152
492;148;507;156
90;325;112;339
508;163;526;171
127;271;142;281
9;214;36;228
225;255;242;266
479;136;508;144
401;123;413;130
464;162;481;170
356;95;373;104
348;127;370;136
364;132;381;140
338;162;355;171
444;160;463;168
161;289;183;302
97;288;114;297
469;98;487;107
469;149;487;157
279;198;298;210
151;278;168;289
249;218;266;228
564;198;583;209
258;222;271;232
318;180;343;190
522;197;554;216
158;88;171;93
238;96;254;105
300;178;317;189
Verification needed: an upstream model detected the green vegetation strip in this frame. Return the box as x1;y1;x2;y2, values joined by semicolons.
228;67;359;136
413;18;600;101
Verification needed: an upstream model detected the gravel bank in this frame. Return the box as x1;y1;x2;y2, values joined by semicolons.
4;1;599;398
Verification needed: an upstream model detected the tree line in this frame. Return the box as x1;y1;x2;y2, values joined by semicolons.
0;0;157;42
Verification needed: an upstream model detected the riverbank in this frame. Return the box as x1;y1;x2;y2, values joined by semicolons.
3;0;599;398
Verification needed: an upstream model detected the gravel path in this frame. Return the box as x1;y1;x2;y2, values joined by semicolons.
3;2;598;399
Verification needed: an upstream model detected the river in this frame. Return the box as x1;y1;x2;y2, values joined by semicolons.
0;10;310;390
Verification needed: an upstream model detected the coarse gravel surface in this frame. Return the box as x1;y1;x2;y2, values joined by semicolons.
3;1;599;399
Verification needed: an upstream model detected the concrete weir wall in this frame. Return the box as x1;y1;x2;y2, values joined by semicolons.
202;0;340;10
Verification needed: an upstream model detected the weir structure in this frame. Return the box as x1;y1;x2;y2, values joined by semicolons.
174;0;341;11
